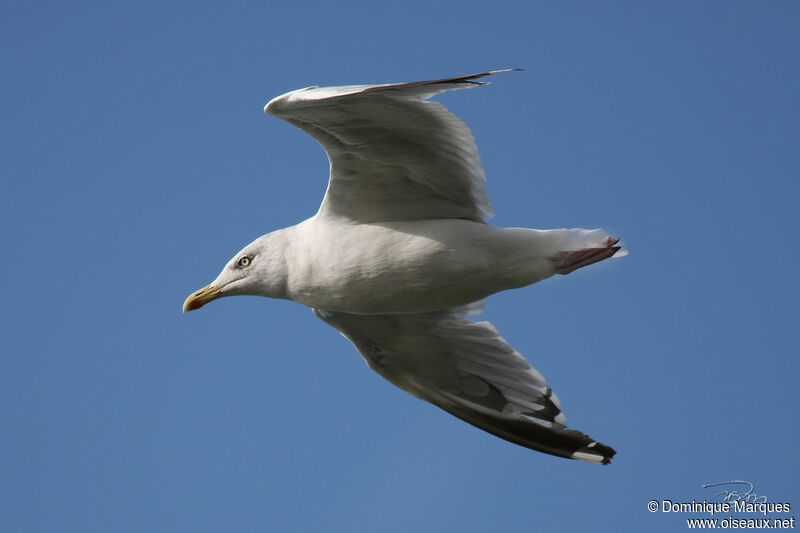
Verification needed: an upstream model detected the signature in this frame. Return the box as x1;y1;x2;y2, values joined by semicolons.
703;480;767;504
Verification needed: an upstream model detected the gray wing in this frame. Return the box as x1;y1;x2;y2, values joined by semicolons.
314;308;615;464
264;70;518;223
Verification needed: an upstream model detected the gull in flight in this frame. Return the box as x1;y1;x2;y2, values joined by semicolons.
183;70;624;464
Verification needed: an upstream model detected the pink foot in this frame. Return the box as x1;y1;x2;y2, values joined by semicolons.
552;236;621;275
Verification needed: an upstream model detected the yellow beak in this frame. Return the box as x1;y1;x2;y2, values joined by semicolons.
182;284;222;313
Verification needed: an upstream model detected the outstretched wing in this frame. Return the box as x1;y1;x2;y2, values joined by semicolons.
265;70;518;223
314;308;615;464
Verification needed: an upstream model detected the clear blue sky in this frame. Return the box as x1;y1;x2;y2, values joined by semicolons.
2;2;798;532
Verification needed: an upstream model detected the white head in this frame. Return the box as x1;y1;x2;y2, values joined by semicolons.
182;231;289;313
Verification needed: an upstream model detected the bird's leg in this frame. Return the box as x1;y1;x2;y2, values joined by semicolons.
552;237;621;275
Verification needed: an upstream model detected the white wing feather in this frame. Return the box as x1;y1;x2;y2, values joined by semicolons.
314;308;616;464
265;71;518;222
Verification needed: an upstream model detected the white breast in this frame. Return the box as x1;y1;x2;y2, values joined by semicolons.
282;216;560;313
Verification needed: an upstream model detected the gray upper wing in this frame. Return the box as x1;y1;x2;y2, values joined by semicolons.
314;308;615;464
264;71;516;223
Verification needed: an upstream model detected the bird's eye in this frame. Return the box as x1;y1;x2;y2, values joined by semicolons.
238;256;251;268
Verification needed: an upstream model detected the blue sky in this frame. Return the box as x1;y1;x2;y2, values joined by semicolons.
2;1;798;532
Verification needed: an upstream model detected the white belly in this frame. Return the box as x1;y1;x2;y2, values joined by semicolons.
284;217;560;313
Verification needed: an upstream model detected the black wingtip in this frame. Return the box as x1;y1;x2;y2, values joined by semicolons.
427;68;523;88
571;441;617;465
467;68;523;83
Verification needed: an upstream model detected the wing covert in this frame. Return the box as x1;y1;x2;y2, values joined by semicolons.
265;70;518;222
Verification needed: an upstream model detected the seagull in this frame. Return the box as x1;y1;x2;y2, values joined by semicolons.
183;70;624;464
